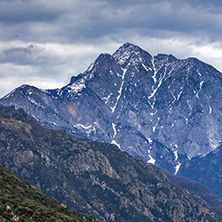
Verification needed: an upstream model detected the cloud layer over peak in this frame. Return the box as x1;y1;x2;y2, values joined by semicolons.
1;0;222;97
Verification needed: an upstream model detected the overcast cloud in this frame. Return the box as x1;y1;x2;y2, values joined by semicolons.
0;0;222;97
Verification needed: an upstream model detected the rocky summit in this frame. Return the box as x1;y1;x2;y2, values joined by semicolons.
0;105;221;222
1;43;222;174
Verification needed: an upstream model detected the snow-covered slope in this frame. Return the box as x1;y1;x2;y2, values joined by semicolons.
2;42;222;174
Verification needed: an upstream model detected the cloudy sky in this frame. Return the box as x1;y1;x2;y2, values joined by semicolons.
1;0;222;97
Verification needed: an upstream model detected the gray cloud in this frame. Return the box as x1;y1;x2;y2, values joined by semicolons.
0;0;222;97
2;0;222;42
1;45;44;65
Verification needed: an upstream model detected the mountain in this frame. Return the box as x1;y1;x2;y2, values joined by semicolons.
158;166;222;211
178;144;222;198
0;105;221;222
1;43;222;175
0;165;98;222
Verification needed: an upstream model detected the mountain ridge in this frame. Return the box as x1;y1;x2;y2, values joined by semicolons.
1;42;222;175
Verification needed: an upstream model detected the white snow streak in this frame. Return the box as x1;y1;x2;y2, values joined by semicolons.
174;162;181;175
151;57;157;83
177;90;183;101
111;68;127;113
173;148;181;175
148;66;167;100
197;70;202;76
28;97;45;109
147;150;156;164
195;81;204;99
87;63;94;72
150;110;157;116
181;114;189;124
148;100;155;110
112;123;117;138
74;123;93;130
142;63;150;72
111;140;121;149
69;79;85;94
74;122;100;136
173;150;178;161
147;138;153;144
102;93;113;104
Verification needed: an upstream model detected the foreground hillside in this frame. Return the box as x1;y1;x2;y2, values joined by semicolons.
0;165;98;222
0;105;220;222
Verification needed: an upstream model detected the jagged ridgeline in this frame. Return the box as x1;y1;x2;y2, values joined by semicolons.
0;165;98;222
1;43;222;175
0;106;221;222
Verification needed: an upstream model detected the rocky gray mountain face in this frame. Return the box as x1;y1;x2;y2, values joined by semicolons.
0;105;221;222
1;43;222;175
178;144;222;198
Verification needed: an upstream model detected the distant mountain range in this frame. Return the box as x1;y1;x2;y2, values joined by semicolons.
1;43;222;176
0;164;98;222
0;105;221;222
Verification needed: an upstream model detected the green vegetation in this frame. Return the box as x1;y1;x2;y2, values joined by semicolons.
0;165;99;222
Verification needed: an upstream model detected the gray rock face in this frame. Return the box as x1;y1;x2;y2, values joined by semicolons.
1;42;222;174
178;144;222;198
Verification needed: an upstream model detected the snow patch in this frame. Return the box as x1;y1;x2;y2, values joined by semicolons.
200;81;204;89
112;123;117;138
177;90;183;100
187;100;192;110
74;123;100;136
174;162;181;175
148;100;155;110
147;138;153;144
102;93;113;104
147;150;156;164
148;66;167;100
142;63;150;72
74;123;93;130
173;150;178;161
150;110;157;116
195;81;204;99
69;79;85;94
28;97;45;109
197;70;202;76
111;140;121;149
151;57;157;83
181;114;188;124
111;68;127;112
87;63;94;72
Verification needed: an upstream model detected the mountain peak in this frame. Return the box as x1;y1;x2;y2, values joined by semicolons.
113;42;148;57
119;42;140;50
112;42;152;67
